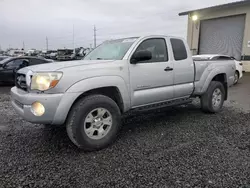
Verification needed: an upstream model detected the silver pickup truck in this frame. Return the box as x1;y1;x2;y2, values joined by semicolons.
11;35;235;151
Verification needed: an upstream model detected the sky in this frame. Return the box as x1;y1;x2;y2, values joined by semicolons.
0;0;238;50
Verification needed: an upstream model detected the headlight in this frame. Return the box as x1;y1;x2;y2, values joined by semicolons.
30;72;63;91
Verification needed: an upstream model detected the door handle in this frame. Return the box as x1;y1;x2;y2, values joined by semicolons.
164;67;173;71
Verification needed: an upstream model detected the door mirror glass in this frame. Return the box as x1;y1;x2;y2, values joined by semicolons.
131;50;152;64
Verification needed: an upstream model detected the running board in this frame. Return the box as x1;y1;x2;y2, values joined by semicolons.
131;98;193;112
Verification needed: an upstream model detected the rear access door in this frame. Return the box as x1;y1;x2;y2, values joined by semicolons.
170;38;195;98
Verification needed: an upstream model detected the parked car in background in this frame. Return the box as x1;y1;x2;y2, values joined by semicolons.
11;35;235;151
193;54;243;84
57;49;74;61
7;49;25;57
49;52;57;60
0;56;52;84
74;47;86;60
41;50;57;59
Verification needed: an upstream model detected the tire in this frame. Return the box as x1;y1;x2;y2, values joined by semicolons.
201;81;225;113
234;71;239;85
66;94;121;151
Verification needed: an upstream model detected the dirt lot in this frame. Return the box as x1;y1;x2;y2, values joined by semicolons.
0;74;249;188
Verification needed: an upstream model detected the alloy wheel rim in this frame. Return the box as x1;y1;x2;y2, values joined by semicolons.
83;108;112;140
234;73;239;83
212;88;222;108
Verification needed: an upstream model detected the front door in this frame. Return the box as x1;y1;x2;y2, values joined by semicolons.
129;38;174;107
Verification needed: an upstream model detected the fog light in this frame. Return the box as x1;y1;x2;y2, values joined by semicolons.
31;102;45;116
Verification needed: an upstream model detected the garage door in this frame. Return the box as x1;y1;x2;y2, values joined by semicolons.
199;15;245;60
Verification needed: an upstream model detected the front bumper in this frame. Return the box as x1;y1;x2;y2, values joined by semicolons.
11;87;80;125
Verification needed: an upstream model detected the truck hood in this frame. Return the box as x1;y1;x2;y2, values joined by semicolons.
25;60;115;72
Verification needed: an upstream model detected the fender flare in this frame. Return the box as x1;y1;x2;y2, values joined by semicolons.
201;67;227;93
66;76;131;111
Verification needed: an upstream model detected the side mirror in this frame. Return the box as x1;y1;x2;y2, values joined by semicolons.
131;50;152;64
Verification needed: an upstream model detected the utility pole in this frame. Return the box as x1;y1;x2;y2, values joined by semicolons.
94;25;96;48
46;37;48;51
73;24;75;49
22;41;25;50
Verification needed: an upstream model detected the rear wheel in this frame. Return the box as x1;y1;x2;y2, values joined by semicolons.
201;81;225;113
66;95;121;151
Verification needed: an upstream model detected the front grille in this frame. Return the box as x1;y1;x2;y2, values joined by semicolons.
15;73;27;91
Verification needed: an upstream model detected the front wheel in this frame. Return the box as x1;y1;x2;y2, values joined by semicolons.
201;81;225;113
66;95;121;151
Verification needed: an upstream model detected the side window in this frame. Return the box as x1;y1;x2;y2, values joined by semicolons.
170;38;187;61
29;59;44;65
133;38;168;63
5;59;24;69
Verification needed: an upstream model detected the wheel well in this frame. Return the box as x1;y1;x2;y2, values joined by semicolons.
72;87;124;113
212;74;228;100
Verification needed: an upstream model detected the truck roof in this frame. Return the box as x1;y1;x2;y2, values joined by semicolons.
106;35;185;42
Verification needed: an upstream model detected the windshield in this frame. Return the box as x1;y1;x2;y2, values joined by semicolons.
84;38;138;60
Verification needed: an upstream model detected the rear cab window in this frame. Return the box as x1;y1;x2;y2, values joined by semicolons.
170;38;187;61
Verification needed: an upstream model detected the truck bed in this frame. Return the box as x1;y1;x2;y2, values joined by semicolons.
193;60;235;95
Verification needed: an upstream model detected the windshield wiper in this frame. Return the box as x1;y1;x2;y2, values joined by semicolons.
96;58;103;60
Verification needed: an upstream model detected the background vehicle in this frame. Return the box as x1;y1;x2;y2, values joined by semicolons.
25;49;42;57
0;56;52;83
42;50;57;59
57;49;74;61
74;47;86;60
11;36;236;151
49;52;57;60
6;49;25;57
193;54;243;84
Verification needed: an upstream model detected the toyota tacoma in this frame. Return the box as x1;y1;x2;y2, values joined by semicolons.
11;36;236;151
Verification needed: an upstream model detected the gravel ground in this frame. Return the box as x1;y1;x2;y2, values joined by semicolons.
0;74;249;188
